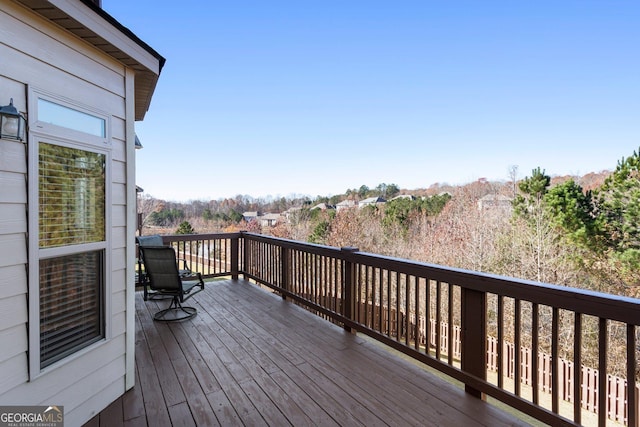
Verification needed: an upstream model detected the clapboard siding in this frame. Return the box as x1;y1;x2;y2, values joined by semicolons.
112;205;126;228
70;367;126;426
0;2;158;424
0;171;26;204
0;234;27;267
111;267;126;294
0;265;27;299
0;43;124;118
0;139;26;173
0;355;28;397
0;326;27;364
112;182;127;205
112;304;126;332
0;204;26;234
111;118;126;141
1;4;125;95
111;226;127;248
112;159;126;184
0;294;27;330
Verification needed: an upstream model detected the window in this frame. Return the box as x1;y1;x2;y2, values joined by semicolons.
39;144;105;247
38;142;106;369
37;98;106;138
37;143;106;369
39;251;104;368
29;90;111;375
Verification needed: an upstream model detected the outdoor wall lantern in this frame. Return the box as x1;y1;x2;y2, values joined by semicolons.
0;98;27;141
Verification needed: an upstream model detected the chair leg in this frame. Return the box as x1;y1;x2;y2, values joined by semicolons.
153;296;197;322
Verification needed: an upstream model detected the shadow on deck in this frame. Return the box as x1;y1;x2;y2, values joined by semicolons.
85;279;531;426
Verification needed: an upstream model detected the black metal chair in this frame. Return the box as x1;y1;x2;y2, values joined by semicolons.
136;235;192;300
138;246;204;321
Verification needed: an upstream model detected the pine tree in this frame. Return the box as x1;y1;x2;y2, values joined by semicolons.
176;221;195;235
544;179;597;248
596;149;640;271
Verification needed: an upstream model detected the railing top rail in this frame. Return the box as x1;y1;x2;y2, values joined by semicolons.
160;232;242;242
242;232;345;257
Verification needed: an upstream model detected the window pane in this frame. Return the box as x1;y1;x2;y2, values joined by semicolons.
39;143;105;248
38;98;106;137
40;251;104;368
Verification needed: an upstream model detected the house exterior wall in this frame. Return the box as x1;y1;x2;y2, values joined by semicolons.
0;2;138;425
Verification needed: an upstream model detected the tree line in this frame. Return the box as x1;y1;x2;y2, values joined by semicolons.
138;148;640;299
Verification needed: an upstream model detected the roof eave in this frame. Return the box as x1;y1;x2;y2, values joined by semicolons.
16;0;165;120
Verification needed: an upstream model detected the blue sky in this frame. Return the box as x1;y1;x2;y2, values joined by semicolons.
105;1;639;202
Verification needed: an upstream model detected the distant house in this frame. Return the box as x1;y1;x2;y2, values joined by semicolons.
359;196;386;208
477;194;513;211
0;1;164;425
311;202;335;211
390;194;416;201
282;206;302;221
259;213;281;227
336;199;357;211
243;211;260;222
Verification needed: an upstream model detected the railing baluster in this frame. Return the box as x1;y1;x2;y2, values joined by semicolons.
627;324;637;427
387;270;392;337
405;274;410;346
358;262;363;322
378;268;383;334
436;281;442;360
598;317;607;426
281;246;289;300
336;257;341;313
298;249;303;295
448;283;454;365
414;276;420;351
364;265;370;328
552;307;559;414
426;280;431;355
532;303;539;405
515;299;521;396
396;271;401;342
498;295;504;389
574;313;582;424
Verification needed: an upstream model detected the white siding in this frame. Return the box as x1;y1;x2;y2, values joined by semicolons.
0;2;148;424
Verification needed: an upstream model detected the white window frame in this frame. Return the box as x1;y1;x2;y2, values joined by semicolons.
27;90;112;378
30;90;111;145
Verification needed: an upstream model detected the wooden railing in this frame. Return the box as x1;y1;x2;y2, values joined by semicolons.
154;232;640;427
159;232;241;280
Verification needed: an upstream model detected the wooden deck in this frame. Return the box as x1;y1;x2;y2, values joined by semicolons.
84;279;531;426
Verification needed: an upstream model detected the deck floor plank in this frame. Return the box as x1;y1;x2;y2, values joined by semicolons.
167;402;196;427
137;297;187;407
86;279;532;426
205;388;242;426
121;364;145;421
131;298;173;427
166;322;221;394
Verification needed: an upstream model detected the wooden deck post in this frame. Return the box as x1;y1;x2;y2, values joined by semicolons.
461;287;487;399
281;246;289;300
341;246;359;332
231;234;240;280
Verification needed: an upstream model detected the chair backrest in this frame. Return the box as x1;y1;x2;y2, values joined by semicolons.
137;234;164;247
139;246;182;292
